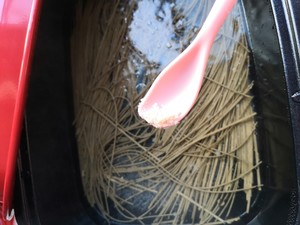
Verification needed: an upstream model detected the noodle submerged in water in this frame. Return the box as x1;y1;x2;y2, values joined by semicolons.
71;0;262;224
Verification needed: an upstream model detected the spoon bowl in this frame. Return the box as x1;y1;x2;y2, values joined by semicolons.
138;0;237;128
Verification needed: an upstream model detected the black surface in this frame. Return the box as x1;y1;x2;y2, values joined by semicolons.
269;0;300;224
14;0;100;224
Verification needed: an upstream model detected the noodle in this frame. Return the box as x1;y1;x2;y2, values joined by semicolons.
71;0;262;224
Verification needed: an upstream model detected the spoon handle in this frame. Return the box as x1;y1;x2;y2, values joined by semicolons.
194;0;238;46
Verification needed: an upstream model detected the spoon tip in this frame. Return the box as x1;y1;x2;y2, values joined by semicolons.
138;101;182;128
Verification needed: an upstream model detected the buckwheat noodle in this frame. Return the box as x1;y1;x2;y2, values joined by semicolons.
71;0;262;224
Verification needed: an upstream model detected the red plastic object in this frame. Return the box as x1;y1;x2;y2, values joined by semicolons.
0;0;40;223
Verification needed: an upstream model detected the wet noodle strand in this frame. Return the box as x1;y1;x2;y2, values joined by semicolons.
71;0;262;224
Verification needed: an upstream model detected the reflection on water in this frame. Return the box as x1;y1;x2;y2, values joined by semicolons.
129;0;180;68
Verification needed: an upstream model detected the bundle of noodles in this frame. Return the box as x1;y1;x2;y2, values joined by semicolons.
71;0;262;224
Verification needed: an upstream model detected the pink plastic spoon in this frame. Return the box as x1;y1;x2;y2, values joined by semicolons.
138;0;237;128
